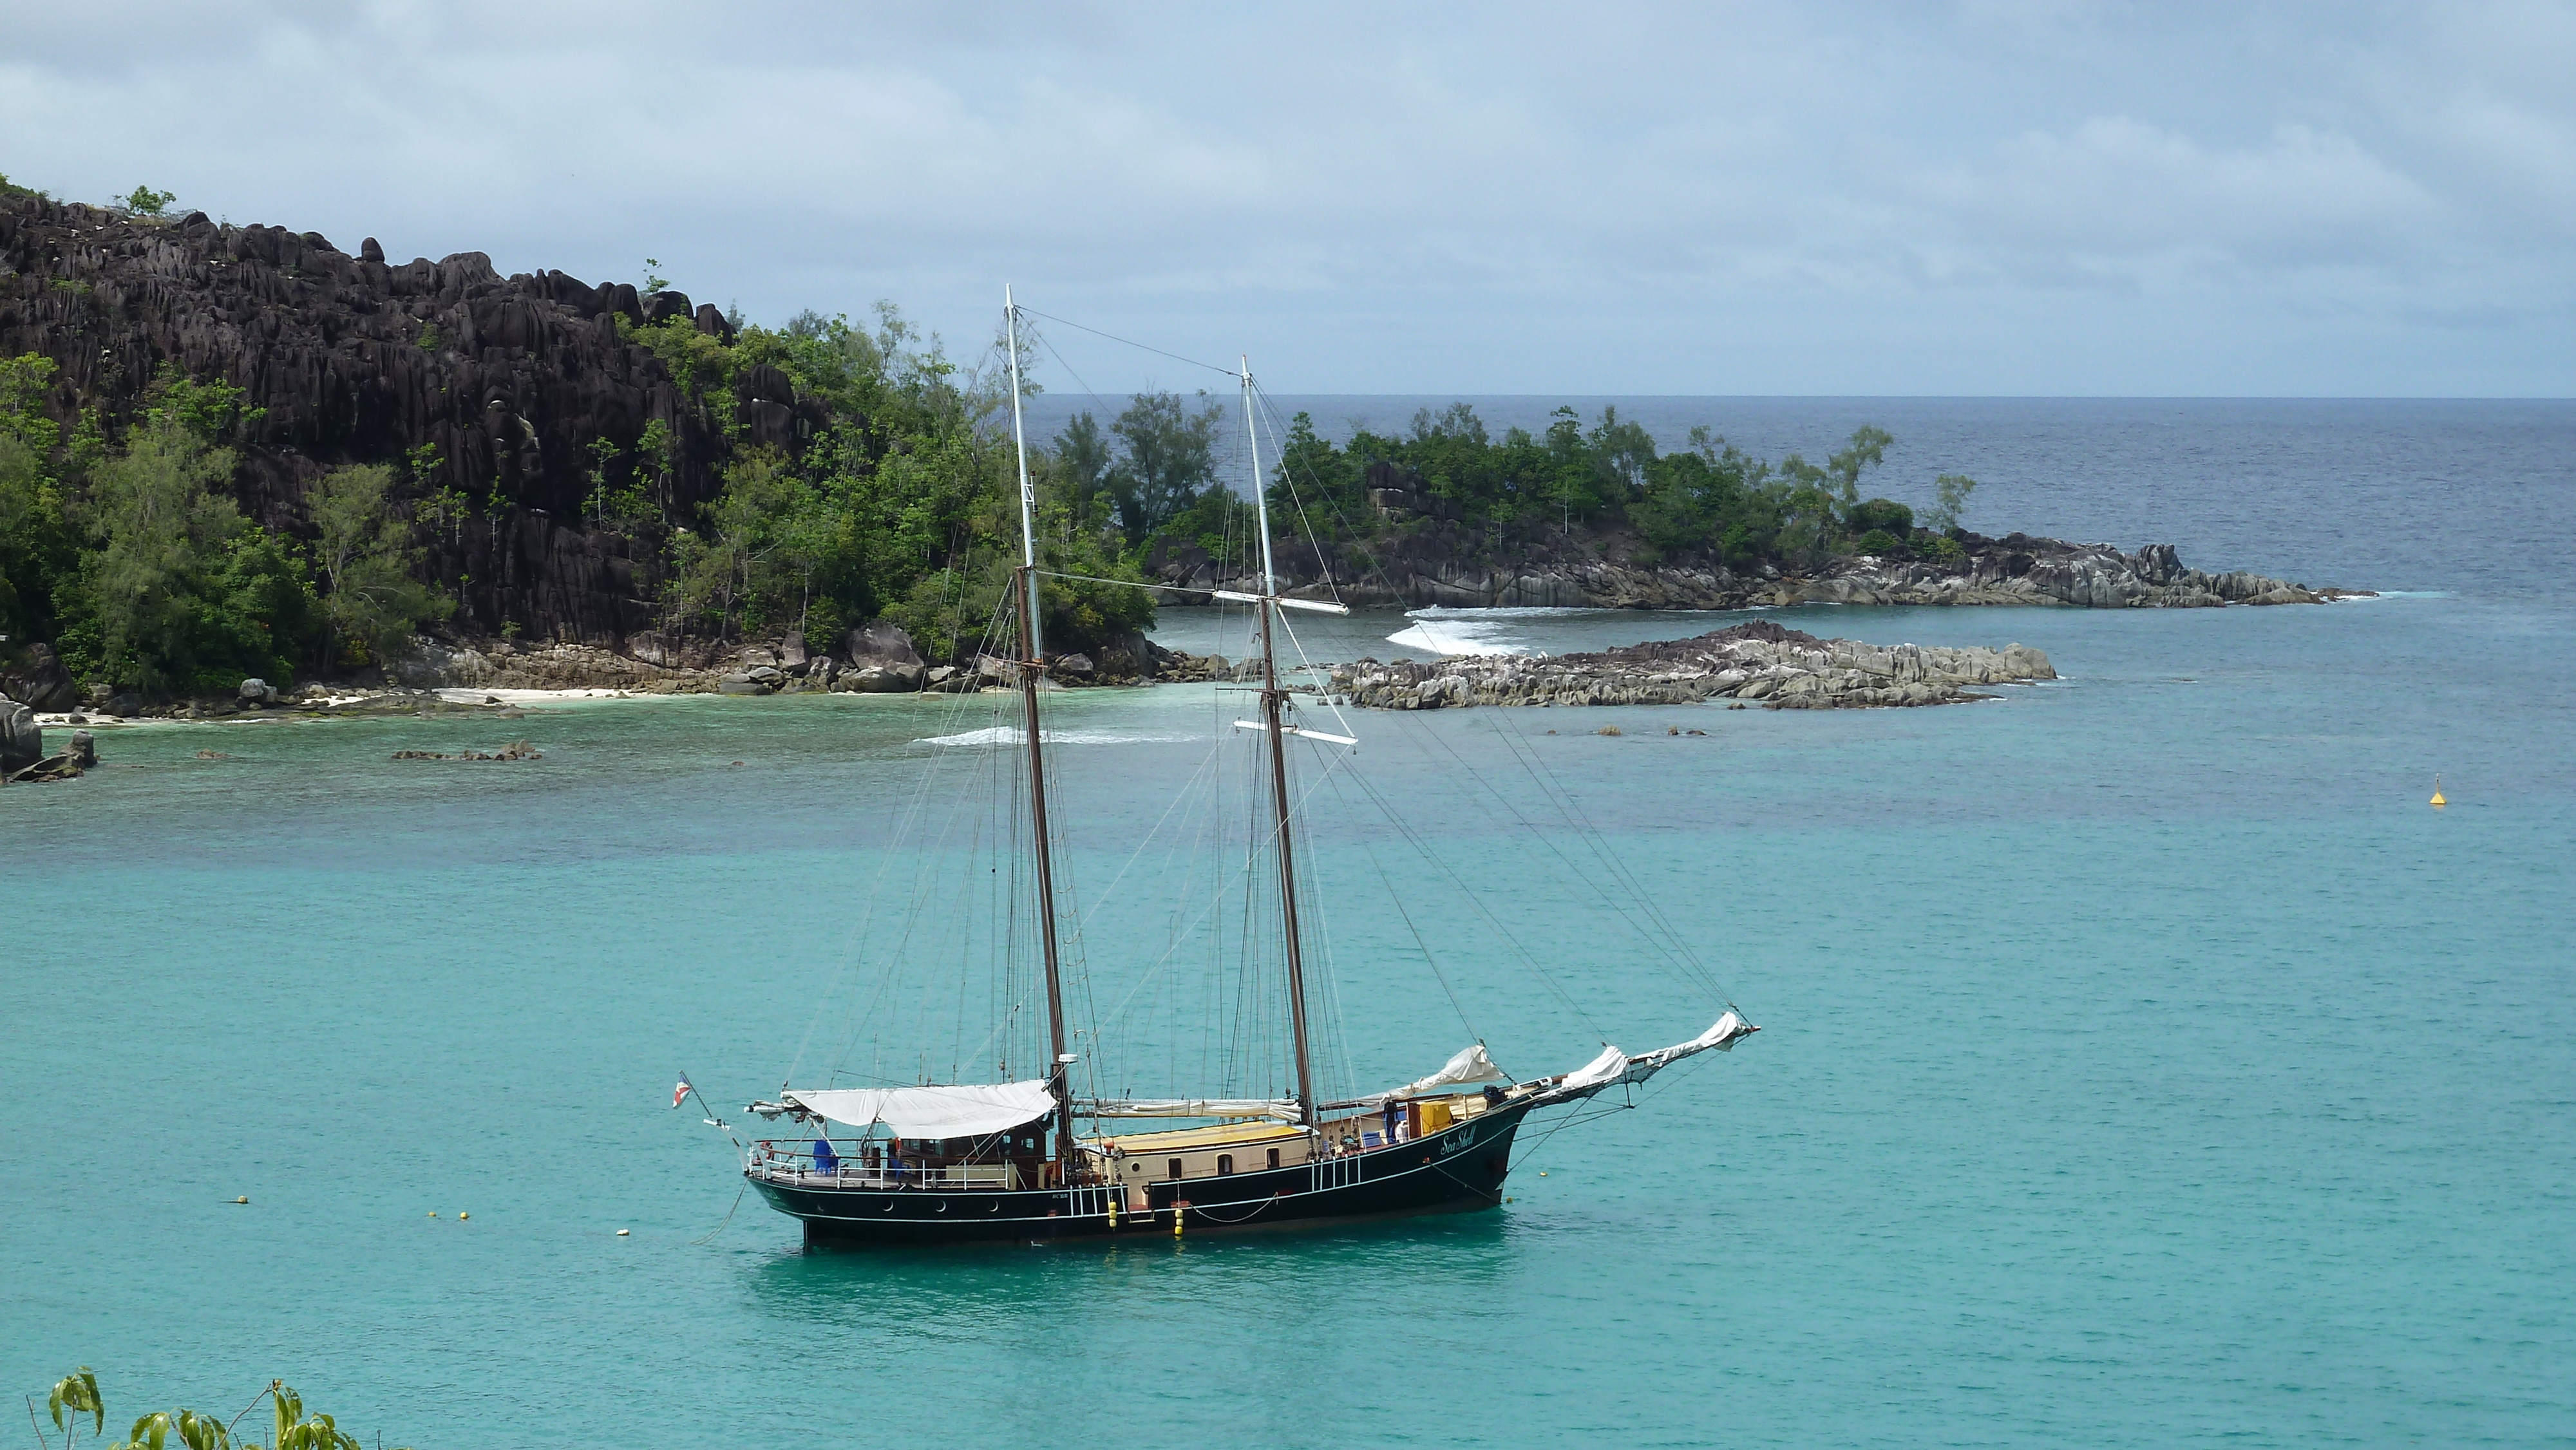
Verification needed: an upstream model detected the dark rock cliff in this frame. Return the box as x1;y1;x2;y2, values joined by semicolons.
0;193;822;646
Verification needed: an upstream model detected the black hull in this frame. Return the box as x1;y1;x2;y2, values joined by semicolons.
753;1099;1535;1247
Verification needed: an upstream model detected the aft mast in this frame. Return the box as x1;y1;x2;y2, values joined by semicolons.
1005;287;1075;1180
1242;362;1321;1129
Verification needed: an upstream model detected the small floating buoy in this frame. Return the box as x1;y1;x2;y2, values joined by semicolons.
233;1196;248;1205
1538;1171;1546;1176
2430;775;2447;807
427;1212;438;1218
457;1212;469;1220
616;1229;630;1236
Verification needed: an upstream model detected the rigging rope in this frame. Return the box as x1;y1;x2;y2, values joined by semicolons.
1017;306;1242;379
1338;739;1607;1039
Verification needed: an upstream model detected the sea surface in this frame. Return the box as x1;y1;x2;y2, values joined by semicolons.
5;399;2572;1448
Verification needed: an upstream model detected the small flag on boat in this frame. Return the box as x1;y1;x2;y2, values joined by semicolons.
672;1075;692;1109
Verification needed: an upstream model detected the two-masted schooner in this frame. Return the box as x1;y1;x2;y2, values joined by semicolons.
723;292;1757;1245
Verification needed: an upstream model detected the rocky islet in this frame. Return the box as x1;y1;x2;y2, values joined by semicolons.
1329;619;2057;711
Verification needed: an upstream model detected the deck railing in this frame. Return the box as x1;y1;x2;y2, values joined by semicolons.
746;1144;1026;1191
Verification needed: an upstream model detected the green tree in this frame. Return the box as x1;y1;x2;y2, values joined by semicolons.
143;364;263;444
1927;473;1978;534
676;448;805;639
122;185;176;216
1268;410;1363;518
310;462;450;665
1;355;77;643
1055;411;1112;517
1848;498;1914;537
75;422;249;690
1104;391;1222;543
66;421;314;693
1630;431;1780;564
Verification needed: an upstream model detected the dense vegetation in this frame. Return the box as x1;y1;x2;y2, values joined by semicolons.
1250;402;1978;573
594;305;1153;664
0;298;1159;696
0;356;367;696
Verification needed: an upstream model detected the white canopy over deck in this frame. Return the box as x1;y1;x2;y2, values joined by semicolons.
782;1082;1056;1139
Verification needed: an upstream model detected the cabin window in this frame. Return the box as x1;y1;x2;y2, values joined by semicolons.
1268;1147;1281;1170
1127;1162;1141;1172
1217;1154;1234;1176
1168;1158;1184;1180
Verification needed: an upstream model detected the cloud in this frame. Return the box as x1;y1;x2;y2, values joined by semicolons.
0;1;2568;394
1913;117;2439;279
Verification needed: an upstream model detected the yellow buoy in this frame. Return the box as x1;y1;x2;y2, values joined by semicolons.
233;1196;248;1205
427;1212;437;1218
616;1229;630;1237
458;1212;469;1221
2430;775;2447;807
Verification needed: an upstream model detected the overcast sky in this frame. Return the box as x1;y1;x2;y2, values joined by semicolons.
4;2;2570;395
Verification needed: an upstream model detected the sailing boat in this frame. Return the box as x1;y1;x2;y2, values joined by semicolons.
729;292;1758;1245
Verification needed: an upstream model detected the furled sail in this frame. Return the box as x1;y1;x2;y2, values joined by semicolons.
1394;1043;1508;1096
1321;1044;1512;1110
782;1082;1057;1138
1560;1044;1633;1091
1079;1098;1305;1122
1533;1012;1759;1106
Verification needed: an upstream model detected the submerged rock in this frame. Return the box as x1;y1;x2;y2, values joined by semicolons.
390;739;542;762
1330;620;2056;711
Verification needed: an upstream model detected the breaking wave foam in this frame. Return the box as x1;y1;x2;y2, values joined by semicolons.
916;727;1206;748
1385;613;1535;657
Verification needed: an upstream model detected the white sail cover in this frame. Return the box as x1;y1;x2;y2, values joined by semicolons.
1539;1012;1759;1102
1560;1045;1633;1090
1081;1098;1304;1122
1392;1043;1508;1097
783;1082;1056;1138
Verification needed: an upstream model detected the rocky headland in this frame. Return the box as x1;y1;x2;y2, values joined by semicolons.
1328;620;2056;711
1;191;754;643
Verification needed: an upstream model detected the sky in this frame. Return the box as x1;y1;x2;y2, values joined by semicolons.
2;1;2570;396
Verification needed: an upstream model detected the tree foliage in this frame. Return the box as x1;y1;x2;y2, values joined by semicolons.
311;462;450;664
36;1367;403;1450
1928;472;1978;534
1103;391;1224;544
603;305;1155;662
62;419;317;695
1242;402;1978;574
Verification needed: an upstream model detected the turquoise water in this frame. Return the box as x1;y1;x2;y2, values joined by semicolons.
6;401;2573;1446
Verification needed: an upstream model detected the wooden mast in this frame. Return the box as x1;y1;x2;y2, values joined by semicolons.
1005;288;1075;1179
1244;362;1320;1128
